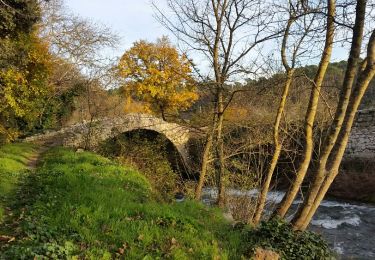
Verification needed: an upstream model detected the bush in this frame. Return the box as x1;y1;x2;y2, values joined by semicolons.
246;218;333;260
99;130;182;200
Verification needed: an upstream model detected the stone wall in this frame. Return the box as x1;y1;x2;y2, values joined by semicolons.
345;109;375;160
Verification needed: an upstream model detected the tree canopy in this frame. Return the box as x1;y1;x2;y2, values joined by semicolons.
118;37;198;120
0;0;53;142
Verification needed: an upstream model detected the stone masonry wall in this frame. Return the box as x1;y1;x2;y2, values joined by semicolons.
345;109;375;160
24;113;197;170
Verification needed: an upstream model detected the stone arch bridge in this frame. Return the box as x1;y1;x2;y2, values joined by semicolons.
24;109;375;171
25;113;201;171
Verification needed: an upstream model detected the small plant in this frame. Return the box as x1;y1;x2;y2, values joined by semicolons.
246;218;333;260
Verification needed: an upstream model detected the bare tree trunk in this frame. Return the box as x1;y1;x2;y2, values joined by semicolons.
216;87;226;207
155;0;279;206
253;69;294;224
161;108;167;121
252;13;299;224
195;114;217;200
297;30;375;230
292;0;367;229
84;82;95;150
210;0;227;207
273;0;336;218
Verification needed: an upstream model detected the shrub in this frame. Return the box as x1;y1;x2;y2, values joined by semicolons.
246;218;333;260
99;130;182;200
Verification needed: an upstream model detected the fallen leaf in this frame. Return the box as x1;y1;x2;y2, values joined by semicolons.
0;235;15;243
0;236;10;242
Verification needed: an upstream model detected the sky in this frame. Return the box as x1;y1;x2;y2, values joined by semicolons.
64;0;171;58
64;0;348;73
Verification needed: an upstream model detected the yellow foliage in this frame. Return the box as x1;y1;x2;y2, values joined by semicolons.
225;105;250;123
123;96;152;114
118;36;198;118
0;31;53;142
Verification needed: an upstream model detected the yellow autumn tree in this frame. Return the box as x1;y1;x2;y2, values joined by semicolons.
118;36;198;120
0;33;53;142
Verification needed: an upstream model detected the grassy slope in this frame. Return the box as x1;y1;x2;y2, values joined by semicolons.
0;147;249;259
0;143;36;222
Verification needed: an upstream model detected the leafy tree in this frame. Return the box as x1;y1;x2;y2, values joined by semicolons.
0;0;40;38
0;0;52;142
118;37;198;120
0;32;52;141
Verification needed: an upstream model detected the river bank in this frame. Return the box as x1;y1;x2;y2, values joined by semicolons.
0;144;334;259
202;188;375;259
324;157;375;204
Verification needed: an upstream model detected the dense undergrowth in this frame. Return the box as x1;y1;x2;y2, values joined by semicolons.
99;130;185;200
0;144;333;259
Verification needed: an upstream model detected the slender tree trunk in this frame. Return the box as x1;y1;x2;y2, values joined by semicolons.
252;14;296;224
84;82;95;150
273;0;336;218
253;69;294;224
195;114;217;200
292;0;367;229
297;31;375;230
216;87;226;207
161;107;166;121
209;0;227;207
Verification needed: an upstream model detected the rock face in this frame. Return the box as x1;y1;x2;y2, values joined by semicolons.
345;109;375;160
24;113;196;170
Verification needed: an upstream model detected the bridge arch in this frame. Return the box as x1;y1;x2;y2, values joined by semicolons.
25;113;195;172
101;128;190;176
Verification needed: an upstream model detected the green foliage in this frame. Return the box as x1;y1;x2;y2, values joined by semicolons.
100;131;182;200
37;80;85;130
0;32;53;141
0;0;40;38
0;0;54;142
247;218;333;260
296;61;347;79
1;147;248;259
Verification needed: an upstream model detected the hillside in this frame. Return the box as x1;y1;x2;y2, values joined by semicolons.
0;144;331;259
0;145;247;258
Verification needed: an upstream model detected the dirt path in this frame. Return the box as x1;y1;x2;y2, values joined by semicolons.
26;139;60;169
26;146;49;169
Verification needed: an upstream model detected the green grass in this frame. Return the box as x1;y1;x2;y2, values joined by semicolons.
0;147;249;259
0;145;332;259
0;143;36;222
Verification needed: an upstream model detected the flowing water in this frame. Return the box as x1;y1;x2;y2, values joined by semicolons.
202;188;375;259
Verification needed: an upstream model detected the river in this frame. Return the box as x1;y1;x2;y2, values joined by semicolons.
202;188;375;259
